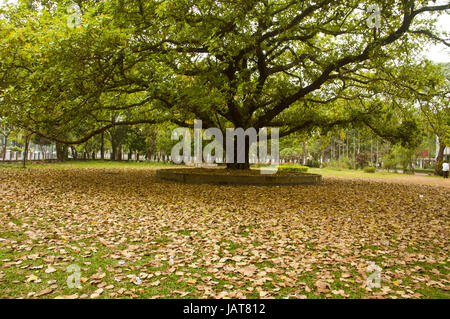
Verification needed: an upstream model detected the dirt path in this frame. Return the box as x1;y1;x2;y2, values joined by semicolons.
325;175;450;189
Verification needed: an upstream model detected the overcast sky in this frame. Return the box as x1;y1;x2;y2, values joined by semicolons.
424;13;449;63
0;0;449;63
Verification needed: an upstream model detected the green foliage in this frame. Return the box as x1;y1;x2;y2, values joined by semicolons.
363;166;376;173
413;168;434;174
0;0;447;153
10;146;23;153
306;159;321;168
392;144;416;173
155;124;178;155
382;154;397;171
355;153;369;169
279;165;309;173
0;0;448;170
280;147;303;158
329;156;356;170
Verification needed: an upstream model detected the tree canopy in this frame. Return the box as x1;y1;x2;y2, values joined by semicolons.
0;0;449;166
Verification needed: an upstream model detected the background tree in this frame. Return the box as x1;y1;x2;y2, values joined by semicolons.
376;60;450;174
0;120;13;161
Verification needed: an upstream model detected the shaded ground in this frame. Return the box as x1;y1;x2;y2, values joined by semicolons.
0;167;448;299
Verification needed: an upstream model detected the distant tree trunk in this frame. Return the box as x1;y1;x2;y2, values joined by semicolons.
357;132;360;154
56;143;68;162
100;132;105;160
435;143;445;176
376;139;379;165
71;146;78;160
23;134;31;168
346;138;349;159
111;139;118;161
302;142;306;165
39;145;45;161
2;133;9;161
331;138;334;160
370;140;373;164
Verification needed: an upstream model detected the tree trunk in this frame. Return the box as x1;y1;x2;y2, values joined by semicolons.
435;143;445;176
39;145;45;161
100;132;105;160
225;135;251;170
56;143;67;162
357;132;360;154
376;139;379;166
346;137;349;159
353;134;356;165
370;140;373;164
71;146;78;160
2;133;9;161
302;142;307;165
111;140;118;161
22;134;31;168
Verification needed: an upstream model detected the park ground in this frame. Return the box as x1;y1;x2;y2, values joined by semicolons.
0;162;448;299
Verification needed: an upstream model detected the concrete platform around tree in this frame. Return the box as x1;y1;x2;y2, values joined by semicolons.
156;168;322;185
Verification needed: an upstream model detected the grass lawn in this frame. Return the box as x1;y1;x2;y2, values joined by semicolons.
0;162;448;299
308;167;432;179
308;167;449;188
1;160;174;170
